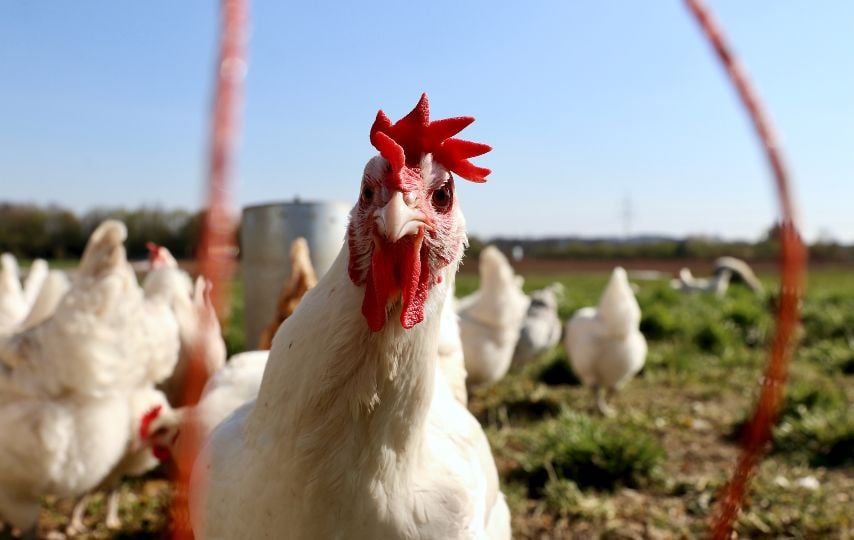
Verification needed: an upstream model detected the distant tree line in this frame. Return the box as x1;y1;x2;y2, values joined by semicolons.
0;203;203;260
1;202;852;263
471;224;854;263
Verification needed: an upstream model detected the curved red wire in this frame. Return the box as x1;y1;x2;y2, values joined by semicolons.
683;1;807;538
171;0;248;538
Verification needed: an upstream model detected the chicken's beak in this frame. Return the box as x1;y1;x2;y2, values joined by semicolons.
376;190;427;243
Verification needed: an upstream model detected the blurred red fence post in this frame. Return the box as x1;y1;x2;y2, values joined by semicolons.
171;0;249;538
683;1;807;538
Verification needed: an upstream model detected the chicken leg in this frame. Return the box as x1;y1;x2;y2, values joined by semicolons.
595;386;616;418
66;493;91;536
105;489;122;530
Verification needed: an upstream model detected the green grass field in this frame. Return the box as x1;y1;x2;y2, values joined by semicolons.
463;270;853;538
39;267;854;538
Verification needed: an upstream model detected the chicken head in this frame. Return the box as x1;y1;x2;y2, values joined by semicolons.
346;93;491;332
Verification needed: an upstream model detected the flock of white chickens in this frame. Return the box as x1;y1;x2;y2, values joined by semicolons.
0;95;650;539
0;223;243;539
452;246;647;419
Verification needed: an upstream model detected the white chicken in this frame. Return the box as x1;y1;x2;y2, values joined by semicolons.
671;256;763;297
17;270;71;331
564;267;647;417
66;387;172;535
437;280;468;405
20;260;48;313
0;221;181;537
142;243;193;302
144;350;269;475
22;259;48;309
190;94;510;540
143;243;227;407
457;246;530;386
1;222;181;398
0;254;27;335
512;282;564;368
670;267;730;296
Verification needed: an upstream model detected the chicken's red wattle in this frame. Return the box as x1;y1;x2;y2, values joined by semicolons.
152;445;172;462
362;230;430;332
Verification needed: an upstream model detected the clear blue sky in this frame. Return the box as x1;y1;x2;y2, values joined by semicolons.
1;1;852;241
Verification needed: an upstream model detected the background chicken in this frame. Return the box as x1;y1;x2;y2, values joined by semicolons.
143;243;227;406
66;387;172;535
17;270;70;331
458;246;530;387
257;237;318;350
670;266;731;296
511;282;564;369
144;349;269;475
190;94;509;539
564;267;647;416
671;256;765;298
20;260;48;314
0;220;181;537
0;254;27;335
1;221;180;398
1;258;68;335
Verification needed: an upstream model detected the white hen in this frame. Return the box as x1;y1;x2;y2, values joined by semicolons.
0;254;27;335
458;246;530;386
144;350;269;475
18;270;71;331
190;94;509;540
66;386;172;535
20;260;48;313
0;222;180;399
143;244;227;407
187;350;268;444
564;267;647;416
670;267;730;296
512;282;564;368
671;256;763;297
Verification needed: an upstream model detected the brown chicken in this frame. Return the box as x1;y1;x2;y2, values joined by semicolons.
257;237;318;349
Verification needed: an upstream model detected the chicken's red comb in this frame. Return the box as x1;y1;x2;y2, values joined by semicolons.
140;405;163;440
370;93;492;185
146;242;162;262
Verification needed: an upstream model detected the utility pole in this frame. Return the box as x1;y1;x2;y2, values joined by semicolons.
621;194;634;240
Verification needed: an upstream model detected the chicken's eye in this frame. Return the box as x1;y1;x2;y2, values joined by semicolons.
431;180;454;213
361;184;374;204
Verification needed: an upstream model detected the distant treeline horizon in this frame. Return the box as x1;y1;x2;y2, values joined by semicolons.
1;202;852;263
0;202;203;261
